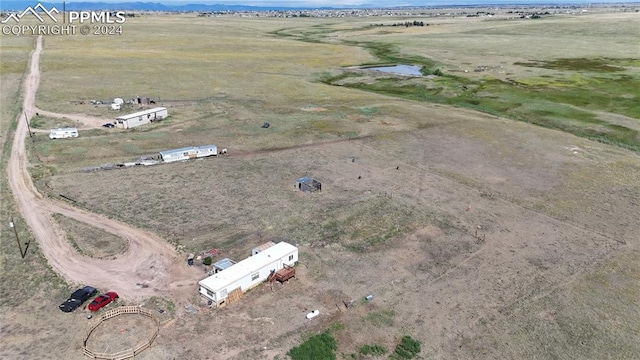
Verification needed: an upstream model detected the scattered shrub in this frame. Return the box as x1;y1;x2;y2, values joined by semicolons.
203;256;212;266
390;336;421;360
288;331;337;360
360;343;387;356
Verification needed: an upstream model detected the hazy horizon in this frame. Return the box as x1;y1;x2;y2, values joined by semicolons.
15;0;640;7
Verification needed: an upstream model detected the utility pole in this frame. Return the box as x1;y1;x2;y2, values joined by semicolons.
10;217;27;258
24;111;33;137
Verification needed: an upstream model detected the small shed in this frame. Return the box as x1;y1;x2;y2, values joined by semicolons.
296;176;321;193
251;241;276;256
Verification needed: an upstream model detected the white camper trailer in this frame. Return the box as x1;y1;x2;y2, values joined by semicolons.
115;107;168;129
49;128;78;139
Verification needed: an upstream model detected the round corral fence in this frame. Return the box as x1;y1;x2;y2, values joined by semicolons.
83;306;160;360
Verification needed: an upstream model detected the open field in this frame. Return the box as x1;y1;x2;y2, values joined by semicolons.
1;6;639;360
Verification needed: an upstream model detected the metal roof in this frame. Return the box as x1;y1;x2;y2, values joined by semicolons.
159;146;198;157
296;176;315;183
212;258;236;271
116;107;167;120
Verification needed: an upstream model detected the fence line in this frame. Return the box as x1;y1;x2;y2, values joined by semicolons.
83;306;159;360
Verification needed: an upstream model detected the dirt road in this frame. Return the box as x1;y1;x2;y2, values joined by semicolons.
34;108;108;129
7;36;198;300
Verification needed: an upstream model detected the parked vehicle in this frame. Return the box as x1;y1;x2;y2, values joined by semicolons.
102;123;115;128
87;292;119;312
59;286;97;313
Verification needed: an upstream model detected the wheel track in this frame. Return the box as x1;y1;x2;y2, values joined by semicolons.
7;36;197;300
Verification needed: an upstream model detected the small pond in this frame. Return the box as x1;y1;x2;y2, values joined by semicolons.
366;64;422;76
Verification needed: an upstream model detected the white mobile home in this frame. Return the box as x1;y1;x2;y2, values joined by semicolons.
159;147;199;163
159;145;217;163
115;107;168;129
196;145;218;158
199;242;298;307
49;127;78;139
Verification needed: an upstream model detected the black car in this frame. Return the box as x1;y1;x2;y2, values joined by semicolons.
102;123;115;128
59;286;97;313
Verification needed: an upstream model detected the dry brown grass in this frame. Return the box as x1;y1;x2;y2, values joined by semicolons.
52;214;129;259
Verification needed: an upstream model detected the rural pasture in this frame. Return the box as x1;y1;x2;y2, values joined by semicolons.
1;6;639;360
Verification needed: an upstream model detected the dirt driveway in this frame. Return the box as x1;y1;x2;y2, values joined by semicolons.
7;36;199;302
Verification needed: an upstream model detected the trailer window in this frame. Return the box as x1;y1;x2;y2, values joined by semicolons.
220;289;227;298
251;272;259;281
289;255;294;261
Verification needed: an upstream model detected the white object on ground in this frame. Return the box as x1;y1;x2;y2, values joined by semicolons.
306;310;319;319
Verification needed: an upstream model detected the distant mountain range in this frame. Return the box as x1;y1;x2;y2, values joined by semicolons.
1;1;333;11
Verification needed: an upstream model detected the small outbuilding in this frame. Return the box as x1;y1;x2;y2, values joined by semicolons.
211;258;236;274
198;242;298;308
115;107;168;129
251;241;276;256
296;176;321;193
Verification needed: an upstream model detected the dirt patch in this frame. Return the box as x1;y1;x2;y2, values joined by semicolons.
85;313;158;354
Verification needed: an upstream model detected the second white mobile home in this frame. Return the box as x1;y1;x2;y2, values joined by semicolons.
159;145;217;163
199;242;298;307
115;107;168;129
159;147;199;163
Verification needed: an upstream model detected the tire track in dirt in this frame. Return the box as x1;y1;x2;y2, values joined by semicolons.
226;135;373;158
34;108;107;129
7;36;198;300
